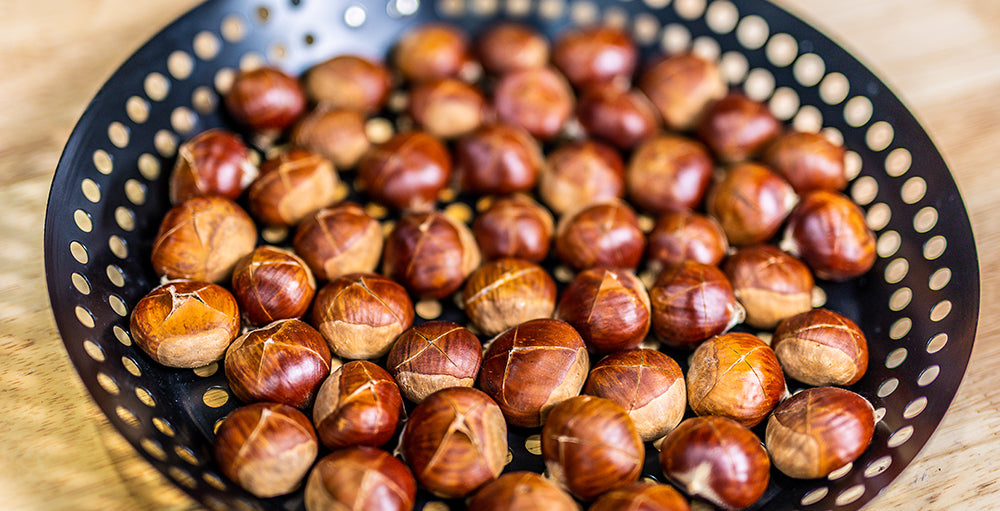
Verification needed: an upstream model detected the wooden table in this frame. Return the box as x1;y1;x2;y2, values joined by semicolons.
2;0;998;509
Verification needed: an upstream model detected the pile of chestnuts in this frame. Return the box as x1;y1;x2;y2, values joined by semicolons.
128;18;880;511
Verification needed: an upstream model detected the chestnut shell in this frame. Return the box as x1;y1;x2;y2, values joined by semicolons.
304;446;417;511
648;260;740;348
312;360;404;449
357;131;452;211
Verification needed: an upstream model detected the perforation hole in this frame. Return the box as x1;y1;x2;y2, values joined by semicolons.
691;36;720;61
144;72;170;101
643;0;669;9
886;347;907;369
70;241;89;264
800;487;828;506
438;0;464;16
851;175;878;206
175;446;201;466
884;257;909;284
674;0;705;20
524;434;542;455
74;209;92;233
168;51;194;80
876;231;900;258
768;86;799;120
126;96;150;124
72;273;90;295
256;5;270;22
122;356;142;377
887;425;914;448
903;396;928;419
81;179;101;203
214;67;236;95
239;52;265;71
792;105;822;132
719;51;749;83
766;33;797;67
97;372;119;395
811;286;827;308
203;387;230;408
793;53;825;87
929;268;951;290
836;484;865;506
221;15;247;42
901;176;926;204
918;365;941;386
867;121;895;151
115;206;136;231
844;96;873;127
108;122;130;148
927;333;948;353
874;407;887;423
819;72;849;104
930;300;952;322
193;362;219;378
735;15;768;49
155;130;178;157
171;106;197;134
633;14;661;46
877;377;898;398
705;0;738;33
109;235;128;259
135;387;156;407
844;150;863;180
890;317;911;340
866;203;891;231
169;467;198;489
83;340;105;362
194;31;221;60
913;207;938;233
743;68;774;102
153;417;176;437
106;265;125;288
192;86;218;114
924;235;947;260
204;472;227;490
113;325;131;345
822;126;844;146
116;406;141;429
569;0;598;25
141;438;167;460
93;149;113;174
889;287;911;311
661;24;691;54
75;306;95;328
827;462;852;481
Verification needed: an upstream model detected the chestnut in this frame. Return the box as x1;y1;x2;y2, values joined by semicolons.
248;148;340;227
304;446;416;511
646;209;729;268
312;360;404;449
302;55;392;113
554;200;645;271
231;246;316;326
468;472;580;511
357;131;451;211
626;134;714;214
472;194;554;262
552;25;637;87
766;386;875;479
539;140;625;216
555;268;650;353
583;348;685;442
477;22;550;75
722;244;813;329
169;128;257;204
577;83;659;149
409;77;486;139
687;332;786;427
706;162;797;246
151;196;257;283
493;67;575;140
589;482;691;511
455;123;543;195
763;130;847;193
639;52;727;131
312;273;414;360
400;387;507;498
386;321;482;403
541;395;644;500
478;318;589;427
648;261;741;349
224;319;335;408
383;211;481;299
697;92;782;163
292;202;383;281
783;190;876;281
772;308;869;386
130;280;240;368
291;107;370;170
225;66;306;133
213;402;318;498
462;258;556;337
659;416;770;510
394;23;469;82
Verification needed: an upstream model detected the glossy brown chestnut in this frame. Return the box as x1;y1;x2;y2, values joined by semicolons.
231;246;316;326
764;130;847;193
290;107;370;169
357;131;452;211
646;209;729;268
784;190;876;281
455;123;543;195
706;162;797;246
225;66;306;133
169;128;258;204
541;395;644;500
589;482;691;511
393;23;469;82
626;134;714;214
478;318;589;427
400;387;507;498
539;140;625;216
312;360;404;449
302;55;392;113
151;196;257;283
583;348;685;441
476;22;550;74
687;332;786;427
772;308;869;386
409;78;486;139
552;25;637;87
577;83;659;149
555;268;650;353
468;472;580;511
383;211;481;299
659;416;770;510
311;273;414;360
648;261;741;348
639;52;727;131
224;319;334;408
722;245;813;329
554;200;645;271
292;202;383;281
130;280;240;368
213;402;318;498
697;92;782;163
386;321;483;403
248;148;339;227
493;67;575;140
304;446;417;511
462;258;556;337
766;386;875;479
472;194;554;262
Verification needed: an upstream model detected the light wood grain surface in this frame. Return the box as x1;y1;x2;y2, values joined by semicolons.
1;0;998;509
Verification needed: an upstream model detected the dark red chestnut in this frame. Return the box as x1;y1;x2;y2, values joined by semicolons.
303;55;392;113
231;245;316;326
291;107;370;169
555;268;650;353
646;209;729;268
409;77;486;139
784;190;876;281
552;25;637;87
764;130;847;193
577;83;659;149
248;148;340;227
293;202;383;281
169;128;257;204
648;261;741;349
304;446;417;511
225;66;306;133
697;92;782;163
772;308;868;386
394;23;469;82
468;472;580;511
383;211;481;299
539;140;625;216
462;258;556;337
554;200;645;271
590;482;690;511
476;23;550;74
455;123;543;195
386;321;483;403
626;134;714;214
312;273;414;360
357;131;451;211
706;162;797;246
472;194;554;262
493;67;575;140
312;360;404;449
639;53;726;131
